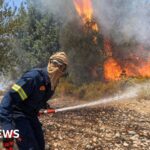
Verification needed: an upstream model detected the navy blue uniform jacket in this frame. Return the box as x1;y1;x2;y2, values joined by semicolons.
0;68;54;131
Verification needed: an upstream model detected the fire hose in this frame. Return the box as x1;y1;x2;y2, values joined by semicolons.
38;109;56;116
38;88;138;116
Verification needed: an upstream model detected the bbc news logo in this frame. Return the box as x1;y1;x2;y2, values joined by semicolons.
0;130;19;138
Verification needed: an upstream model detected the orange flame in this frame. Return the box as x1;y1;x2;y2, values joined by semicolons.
104;57;122;81
139;63;150;77
104;57;150;80
74;0;93;23
104;39;150;80
104;58;150;80
125;62;150;77
74;1;150;80
91;22;99;32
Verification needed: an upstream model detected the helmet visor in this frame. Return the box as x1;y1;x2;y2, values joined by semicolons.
50;59;67;72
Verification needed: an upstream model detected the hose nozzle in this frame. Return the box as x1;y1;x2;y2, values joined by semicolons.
39;109;56;116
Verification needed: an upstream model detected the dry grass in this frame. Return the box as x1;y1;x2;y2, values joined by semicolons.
138;84;150;100
55;77;149;100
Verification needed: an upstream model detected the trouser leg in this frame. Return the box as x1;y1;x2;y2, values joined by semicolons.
14;117;40;150
29;117;45;150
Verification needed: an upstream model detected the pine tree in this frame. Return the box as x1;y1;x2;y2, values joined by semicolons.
0;0;60;79
15;0;60;74
60;19;104;85
0;0;17;73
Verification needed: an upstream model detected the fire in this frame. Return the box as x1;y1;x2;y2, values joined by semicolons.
104;56;150;81
73;0;150;81
103;37;150;80
139;62;150;77
73;0;98;31
104;58;150;81
125;61;150;77
73;0;99;47
73;0;93;23
104;57;122;81
91;22;98;32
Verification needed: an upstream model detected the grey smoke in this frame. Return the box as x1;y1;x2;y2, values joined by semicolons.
94;0;150;46
0;73;13;90
37;0;150;46
56;82;150;113
36;0;76;22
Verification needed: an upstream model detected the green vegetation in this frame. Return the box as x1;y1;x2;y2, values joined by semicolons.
1;0;150;102
0;0;20;74
0;0;60;78
15;1;60;73
60;19;104;85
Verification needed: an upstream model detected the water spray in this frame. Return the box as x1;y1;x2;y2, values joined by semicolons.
39;85;140;115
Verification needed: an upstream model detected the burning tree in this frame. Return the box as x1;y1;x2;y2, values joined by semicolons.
61;0;150;84
60;0;104;85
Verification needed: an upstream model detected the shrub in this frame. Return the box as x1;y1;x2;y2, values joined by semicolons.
138;84;150;100
55;79;77;97
55;77;150;101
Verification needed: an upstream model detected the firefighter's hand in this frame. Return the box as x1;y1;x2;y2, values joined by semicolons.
45;103;51;109
2;137;14;150
43;102;52;109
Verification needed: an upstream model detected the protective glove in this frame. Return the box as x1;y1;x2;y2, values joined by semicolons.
42;102;51;109
3;137;14;150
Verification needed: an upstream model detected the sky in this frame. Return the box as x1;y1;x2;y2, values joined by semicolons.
5;0;24;9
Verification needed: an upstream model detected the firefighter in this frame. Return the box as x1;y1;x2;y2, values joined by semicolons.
0;52;68;150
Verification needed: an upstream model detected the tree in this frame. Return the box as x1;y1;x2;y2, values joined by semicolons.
0;0;16;72
0;0;61;79
0;0;28;78
60;19;104;85
15;0;60;74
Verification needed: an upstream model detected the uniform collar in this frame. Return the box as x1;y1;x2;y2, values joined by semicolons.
41;67;51;86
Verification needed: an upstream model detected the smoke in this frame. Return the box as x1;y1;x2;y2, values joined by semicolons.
33;0;150;61
94;0;150;46
35;0;76;23
0;73;12;90
36;0;150;47
56;82;150;113
33;0;150;81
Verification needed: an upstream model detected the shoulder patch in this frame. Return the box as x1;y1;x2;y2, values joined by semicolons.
39;85;46;91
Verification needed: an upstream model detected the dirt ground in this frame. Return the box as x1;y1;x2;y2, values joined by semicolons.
41;97;150;150
0;96;149;150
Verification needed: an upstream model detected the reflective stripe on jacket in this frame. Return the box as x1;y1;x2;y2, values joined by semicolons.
0;68;54;131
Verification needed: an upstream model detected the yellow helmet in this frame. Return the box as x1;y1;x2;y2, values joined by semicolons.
49;52;68;66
